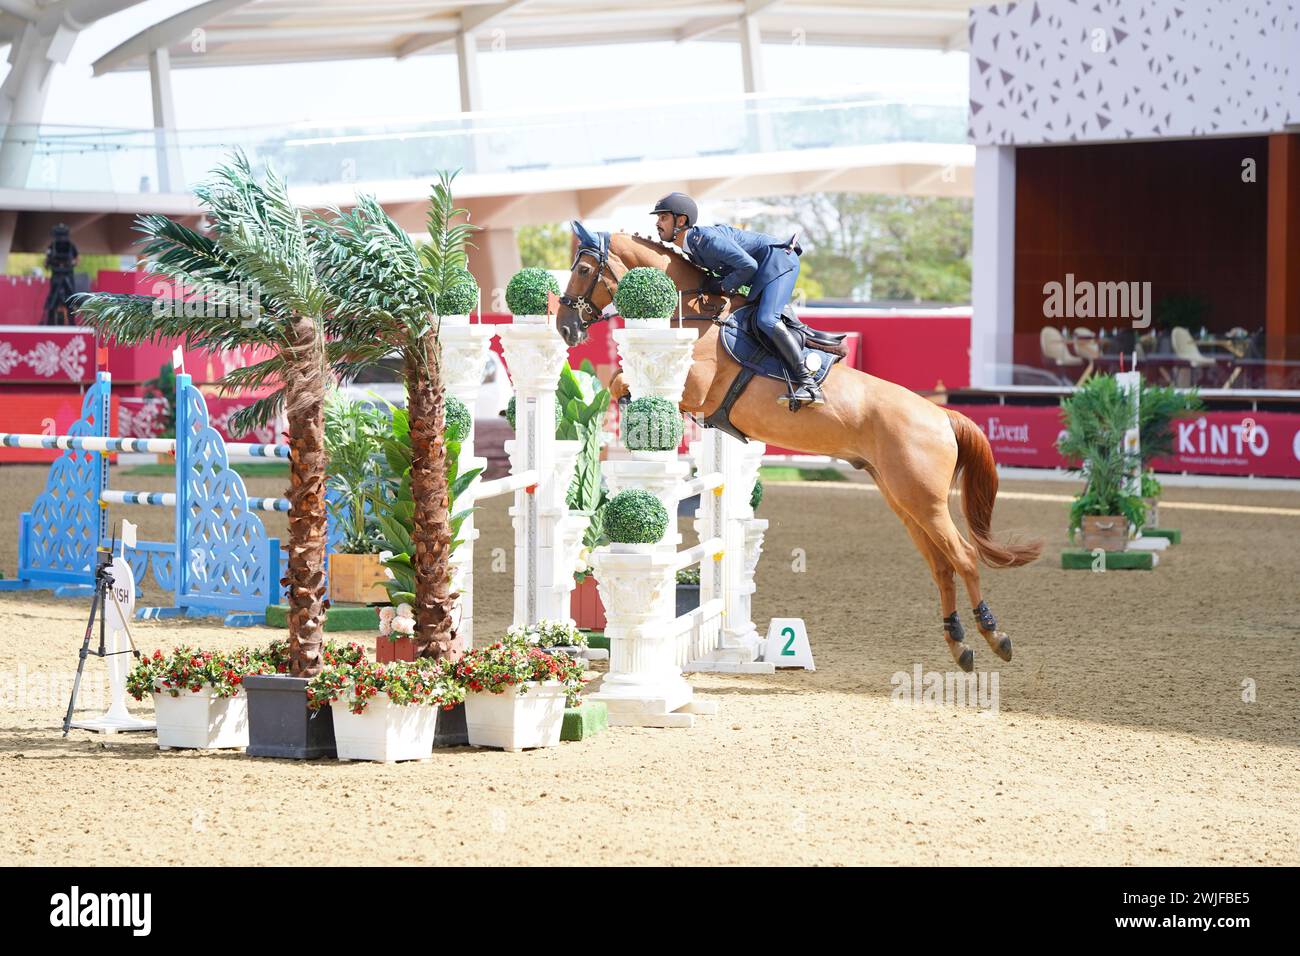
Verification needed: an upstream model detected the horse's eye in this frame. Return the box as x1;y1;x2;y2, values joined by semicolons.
578;265;589;275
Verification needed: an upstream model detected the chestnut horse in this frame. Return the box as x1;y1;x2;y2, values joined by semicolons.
556;231;1042;672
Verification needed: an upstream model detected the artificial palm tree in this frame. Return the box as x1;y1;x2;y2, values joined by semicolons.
310;169;478;660
74;151;371;678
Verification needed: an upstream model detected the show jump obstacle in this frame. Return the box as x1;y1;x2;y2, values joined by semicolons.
585;321;774;729
0;371;295;625
0;317;768;687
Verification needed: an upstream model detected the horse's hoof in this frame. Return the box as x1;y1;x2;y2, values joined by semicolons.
994;634;1013;663
948;643;974;672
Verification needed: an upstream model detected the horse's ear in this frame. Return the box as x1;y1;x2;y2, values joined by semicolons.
571;219;597;249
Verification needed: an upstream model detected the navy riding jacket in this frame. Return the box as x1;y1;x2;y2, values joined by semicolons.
684;224;800;296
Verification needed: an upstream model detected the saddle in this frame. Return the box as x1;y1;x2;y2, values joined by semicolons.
703;304;848;442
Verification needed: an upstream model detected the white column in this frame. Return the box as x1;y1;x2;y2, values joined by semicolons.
971;144;1017;387
589;319;710;726
439;317;496;651
148;47;185;194
0;23;77;189
455;30;482;112
496;318;580;630
688;428;768;670
738;14;765;93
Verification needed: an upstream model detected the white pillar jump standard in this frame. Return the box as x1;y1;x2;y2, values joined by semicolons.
439;315;496;651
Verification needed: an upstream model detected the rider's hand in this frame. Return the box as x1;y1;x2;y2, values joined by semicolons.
701;275;727;295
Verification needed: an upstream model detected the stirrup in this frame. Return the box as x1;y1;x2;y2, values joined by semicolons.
777;385;824;408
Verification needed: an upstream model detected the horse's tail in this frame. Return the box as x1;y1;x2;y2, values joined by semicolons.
945;408;1043;568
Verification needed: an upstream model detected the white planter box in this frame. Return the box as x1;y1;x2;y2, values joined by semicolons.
152;686;249;750
329;694;440;762
464;681;567;751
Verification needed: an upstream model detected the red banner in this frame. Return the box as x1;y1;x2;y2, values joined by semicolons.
0;327;95;384
947;404;1300;479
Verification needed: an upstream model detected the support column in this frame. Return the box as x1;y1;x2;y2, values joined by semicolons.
439;317;497;651
0;23;78;189
455;30;488;175
1266;133;1300;388
496;318;579;630
971;144;1017;387
738;15;773;153
148;47;185;194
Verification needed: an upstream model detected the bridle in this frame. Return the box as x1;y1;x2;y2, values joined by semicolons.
559;237;622;332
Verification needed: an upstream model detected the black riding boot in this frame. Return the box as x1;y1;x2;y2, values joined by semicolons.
764;321;825;408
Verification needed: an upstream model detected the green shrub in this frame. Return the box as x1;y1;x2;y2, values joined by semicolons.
750;478;763;512
622;395;682;451
444;395;471;443
603;488;669;544
675;566;700;585
436;268;478;316
504;394;565;433
506;267;560;315
614;267;678;319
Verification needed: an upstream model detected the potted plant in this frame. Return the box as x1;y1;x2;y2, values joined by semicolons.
306;656;463;762
506;618;589;657
243;639;367;759
127;646;261;750
79;152;343;763
455;642;585;751
505;267;560;322
557;361;612;631
613;266;678;328
324;392;395;604
1141;471;1162;529
1058;375;1147;551
622;394;683;455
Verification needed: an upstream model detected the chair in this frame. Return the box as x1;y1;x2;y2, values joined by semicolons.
1041;327;1091;384
1171;327;1216;386
1072;327;1102;360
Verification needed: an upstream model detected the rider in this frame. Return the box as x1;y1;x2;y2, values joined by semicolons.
650;191;828;408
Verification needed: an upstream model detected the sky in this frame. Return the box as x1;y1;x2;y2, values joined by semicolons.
29;1;970;130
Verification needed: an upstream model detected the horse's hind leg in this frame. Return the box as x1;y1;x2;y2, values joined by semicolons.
878;481;974;673
916;503;1013;663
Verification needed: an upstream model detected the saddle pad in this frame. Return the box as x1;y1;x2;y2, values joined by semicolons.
719;303;841;386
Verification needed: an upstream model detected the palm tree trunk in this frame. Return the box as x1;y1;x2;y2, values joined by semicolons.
284;316;328;677
405;333;457;660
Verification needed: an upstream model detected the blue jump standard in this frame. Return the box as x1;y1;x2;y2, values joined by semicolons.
0;370;347;625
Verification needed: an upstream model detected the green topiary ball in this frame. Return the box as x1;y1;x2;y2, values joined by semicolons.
614;267;678;320
603;488;669;544
750;478;763;512
622;395;683;451
504;394;564;434
436;269;478;316
505;267;561;316
444;395;471;443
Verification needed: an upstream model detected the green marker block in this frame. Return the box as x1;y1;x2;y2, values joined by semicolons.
561;701;608;741
265;604;381;631
583;631;610;652
1060;549;1155;570
1141;528;1181;544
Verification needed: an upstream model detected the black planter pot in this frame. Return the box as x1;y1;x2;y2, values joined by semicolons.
678;493;701;517
675;583;700;618
244;674;336;759
433;701;468;748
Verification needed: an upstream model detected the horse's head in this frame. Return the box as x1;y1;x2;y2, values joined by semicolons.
557;220;622;347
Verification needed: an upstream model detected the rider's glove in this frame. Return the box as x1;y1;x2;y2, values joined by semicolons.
701;275;727;295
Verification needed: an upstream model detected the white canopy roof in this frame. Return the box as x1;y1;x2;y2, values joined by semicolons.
92;0;973;74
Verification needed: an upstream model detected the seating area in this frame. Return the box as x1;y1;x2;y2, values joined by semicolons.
1036;324;1281;389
